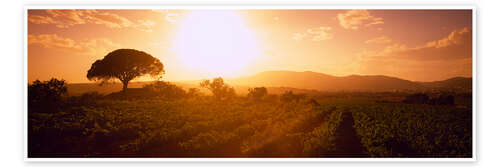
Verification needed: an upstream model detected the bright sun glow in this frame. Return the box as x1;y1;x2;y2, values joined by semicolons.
173;10;261;78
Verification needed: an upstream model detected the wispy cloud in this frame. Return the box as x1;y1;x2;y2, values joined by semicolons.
373;28;472;61
135;20;157;32
28;33;121;56
293;26;333;41
365;36;392;44
337;10;384;30
352;28;472;81
292;33;307;41
86;11;134;28
27;15;58;25
307;27;333;41
28;10;157;32
151;9;180;23
28;10;91;28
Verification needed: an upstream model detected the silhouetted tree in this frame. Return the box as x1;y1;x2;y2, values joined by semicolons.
248;87;268;101
28;78;67;113
200;77;235;100
87;49;164;92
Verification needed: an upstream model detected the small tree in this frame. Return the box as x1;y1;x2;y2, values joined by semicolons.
247;87;268;101
200;77;235;100
87;49;164;92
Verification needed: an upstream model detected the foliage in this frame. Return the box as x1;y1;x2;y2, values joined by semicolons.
28;93;344;157
187;88;202;98
28;78;68;113
87;49;164;91
280;91;306;103
428;94;455;105
351;103;472;157
143;81;187;99
402;93;429;104
200;77;236;101
27;78;472;158
403;93;455;105
66;91;104;107
247;87;268;101
301;109;342;156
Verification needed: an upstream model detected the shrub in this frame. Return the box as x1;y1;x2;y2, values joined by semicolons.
28;78;67;113
402;93;429;104
247;87;268;101
280;91;306;103
429;95;455;105
67;91;103;106
143;81;187;99
187;88;202;98
200;77;236;101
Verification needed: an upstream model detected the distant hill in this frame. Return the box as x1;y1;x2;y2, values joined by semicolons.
229;71;471;92
66;70;472;95
418;77;473;92
229;71;425;92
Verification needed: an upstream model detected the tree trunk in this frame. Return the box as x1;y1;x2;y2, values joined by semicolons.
122;80;129;92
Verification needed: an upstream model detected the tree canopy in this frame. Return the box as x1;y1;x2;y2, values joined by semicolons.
200;77;236;100
87;49;164;91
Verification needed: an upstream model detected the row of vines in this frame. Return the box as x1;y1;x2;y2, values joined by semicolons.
351;103;472;157
29;97;343;157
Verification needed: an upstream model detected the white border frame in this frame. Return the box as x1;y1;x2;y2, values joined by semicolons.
23;5;477;162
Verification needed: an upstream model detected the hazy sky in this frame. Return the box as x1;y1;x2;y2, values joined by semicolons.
27;9;472;83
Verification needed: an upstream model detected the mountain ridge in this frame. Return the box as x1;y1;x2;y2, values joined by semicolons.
228;70;472;92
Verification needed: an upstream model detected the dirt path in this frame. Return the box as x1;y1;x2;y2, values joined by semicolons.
326;112;369;157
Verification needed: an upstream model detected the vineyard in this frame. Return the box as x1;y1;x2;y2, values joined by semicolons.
28;96;344;157
28;80;472;158
351;104;472;157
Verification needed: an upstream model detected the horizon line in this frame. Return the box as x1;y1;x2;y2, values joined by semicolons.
27;70;472;84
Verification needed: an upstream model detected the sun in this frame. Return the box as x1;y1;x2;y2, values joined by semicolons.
173;10;261;78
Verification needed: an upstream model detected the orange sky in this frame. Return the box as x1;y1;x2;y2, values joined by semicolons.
27;9;473;83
